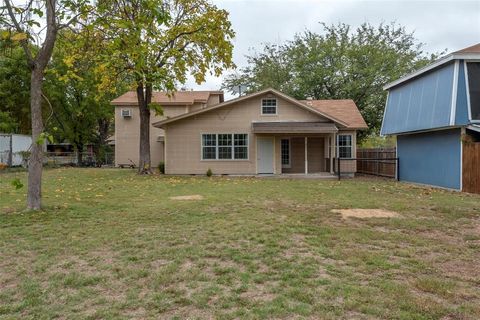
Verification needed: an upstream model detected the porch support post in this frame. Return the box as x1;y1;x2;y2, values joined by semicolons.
330;133;334;174
304;137;308;174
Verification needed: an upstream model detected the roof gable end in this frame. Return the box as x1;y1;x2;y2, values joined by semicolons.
153;88;351;128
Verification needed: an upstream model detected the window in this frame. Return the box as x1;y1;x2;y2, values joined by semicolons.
281;139;290;168
202;134;217;159
467;62;480;120
261;98;277;115
234;134;248;159
337;134;352;159
218;134;232;159
201;134;248;160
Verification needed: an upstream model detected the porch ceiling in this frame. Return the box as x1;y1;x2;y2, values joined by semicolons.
252;121;338;134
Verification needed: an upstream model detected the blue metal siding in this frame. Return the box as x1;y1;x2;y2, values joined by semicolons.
381;63;455;135
397;129;461;190
455;61;469;125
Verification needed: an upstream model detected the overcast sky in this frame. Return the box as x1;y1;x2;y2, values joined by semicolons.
184;0;480;99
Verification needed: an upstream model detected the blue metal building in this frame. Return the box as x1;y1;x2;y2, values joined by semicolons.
381;43;480;191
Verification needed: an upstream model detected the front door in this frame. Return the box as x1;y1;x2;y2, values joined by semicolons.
257;136;274;174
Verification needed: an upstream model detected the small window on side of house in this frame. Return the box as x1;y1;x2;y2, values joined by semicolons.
337;134;352;159
261;98;277;115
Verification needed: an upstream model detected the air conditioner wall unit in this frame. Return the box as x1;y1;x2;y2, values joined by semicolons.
121;109;132;118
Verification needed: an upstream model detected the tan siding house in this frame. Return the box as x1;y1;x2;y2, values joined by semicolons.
144;88;367;175
111;91;224;167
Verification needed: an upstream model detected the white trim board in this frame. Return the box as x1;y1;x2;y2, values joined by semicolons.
383;53;480;90
380;91;390;136
450;61;460;125
465;61;473;121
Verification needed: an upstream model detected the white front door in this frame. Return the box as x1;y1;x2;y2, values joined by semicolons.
257;136;274;174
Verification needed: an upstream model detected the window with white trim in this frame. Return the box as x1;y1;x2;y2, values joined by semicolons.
202;134;216;159
234;134;248;159
261;98;277;115
337;134;353;159
201;134;248;160
281;139;290;168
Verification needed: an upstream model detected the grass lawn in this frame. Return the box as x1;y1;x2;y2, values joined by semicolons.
1;168;479;319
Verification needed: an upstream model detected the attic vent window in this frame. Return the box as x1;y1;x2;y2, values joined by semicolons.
261;98;277;115
121;109;132;118
467;62;480;121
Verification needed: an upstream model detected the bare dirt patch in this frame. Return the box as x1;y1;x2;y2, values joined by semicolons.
169;195;204;200
332;208;400;219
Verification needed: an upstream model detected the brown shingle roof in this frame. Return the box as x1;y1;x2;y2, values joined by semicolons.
111;90;224;106
454;43;480;54
299;99;368;129
152;88;366;129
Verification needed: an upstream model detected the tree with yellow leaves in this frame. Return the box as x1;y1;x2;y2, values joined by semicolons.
95;0;235;174
1;0;92;210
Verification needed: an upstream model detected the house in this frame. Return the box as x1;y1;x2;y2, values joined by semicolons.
112;88;367;175
381;43;480;192
112;90;224;167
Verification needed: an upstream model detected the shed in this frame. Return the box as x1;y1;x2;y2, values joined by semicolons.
0;134;32;166
381;43;480;193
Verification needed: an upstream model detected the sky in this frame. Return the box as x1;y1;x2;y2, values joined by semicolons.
184;0;480;99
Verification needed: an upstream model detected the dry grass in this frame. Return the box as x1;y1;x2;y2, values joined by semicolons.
331;208;400;219
169;195;204;200
0;168;479;319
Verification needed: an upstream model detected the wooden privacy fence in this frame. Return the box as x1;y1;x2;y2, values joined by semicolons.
356;148;397;178
462;142;480;194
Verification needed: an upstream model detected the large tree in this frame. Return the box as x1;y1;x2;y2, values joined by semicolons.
45;30;125;165
96;0;235;173
223;22;441;137
1;0;91;209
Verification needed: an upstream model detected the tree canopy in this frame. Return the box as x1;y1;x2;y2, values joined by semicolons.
95;0;235;173
223;22;442;137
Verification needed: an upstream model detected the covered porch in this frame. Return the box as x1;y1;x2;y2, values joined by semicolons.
253;121;339;175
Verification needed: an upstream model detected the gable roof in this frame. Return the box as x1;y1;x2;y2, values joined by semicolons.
111;90;224;106
454;43;480;54
299;100;367;129
384;43;480;90
153;88;366;129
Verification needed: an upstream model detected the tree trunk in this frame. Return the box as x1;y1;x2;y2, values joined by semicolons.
76;143;84;165
5;0;58;210
98;118;110;147
136;83;152;174
95;117;110;166
26;68;44;210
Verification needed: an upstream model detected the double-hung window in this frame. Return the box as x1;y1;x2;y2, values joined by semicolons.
234;134;248;159
202;134;217;160
218;134;232;159
337;134;352;159
261;98;277;115
202;134;248;160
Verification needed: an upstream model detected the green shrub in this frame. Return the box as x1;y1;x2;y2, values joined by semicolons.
158;162;165;174
206;168;212;177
